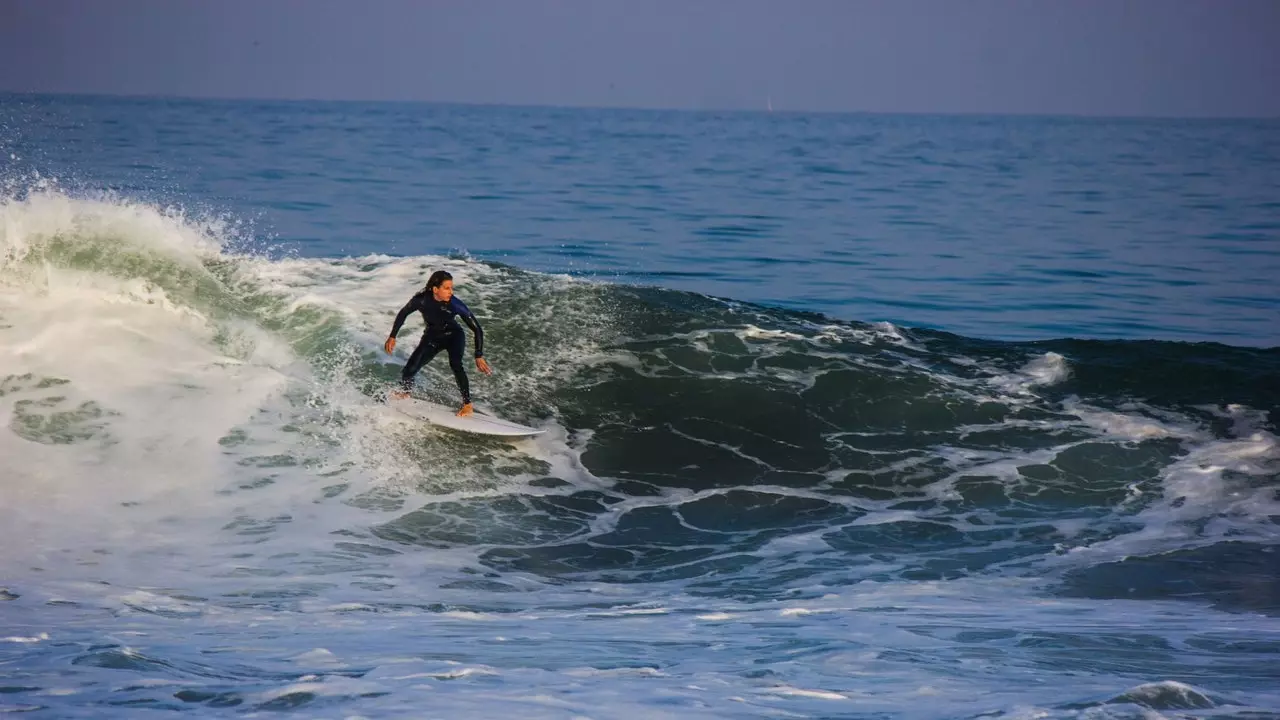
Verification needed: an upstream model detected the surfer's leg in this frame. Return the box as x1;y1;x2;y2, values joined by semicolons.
446;331;472;404
400;338;443;392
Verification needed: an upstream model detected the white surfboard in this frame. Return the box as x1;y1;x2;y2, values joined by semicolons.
387;396;545;438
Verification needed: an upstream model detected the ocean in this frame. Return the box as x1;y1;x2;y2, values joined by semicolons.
1;94;1278;718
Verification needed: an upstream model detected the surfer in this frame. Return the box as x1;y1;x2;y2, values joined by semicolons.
384;270;492;416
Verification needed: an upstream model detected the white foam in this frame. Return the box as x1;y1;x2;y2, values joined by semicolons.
988;352;1070;394
1085;412;1178;440
739;325;805;341
1;190;225;268
291;648;340;664
760;685;848;700
1120;680;1216;708
1200;402;1272;437
0;195;301;575
251;676;385;704
1050;407;1280;565
1059;394;1187;440
119;591;205;618
397;666;500;680
441;610;496;621
42;688;81;697
583;606;669;617
779;607;836;617
3;632;49;644
695;612;738;621
0;189;620;597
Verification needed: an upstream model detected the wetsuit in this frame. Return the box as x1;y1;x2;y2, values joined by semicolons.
388;292;484;402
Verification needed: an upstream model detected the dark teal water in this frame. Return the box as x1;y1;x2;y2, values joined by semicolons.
0;94;1277;718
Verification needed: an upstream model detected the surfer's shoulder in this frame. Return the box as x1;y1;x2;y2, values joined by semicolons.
449;296;473;316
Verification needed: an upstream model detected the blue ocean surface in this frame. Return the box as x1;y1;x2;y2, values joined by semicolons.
1;94;1278;718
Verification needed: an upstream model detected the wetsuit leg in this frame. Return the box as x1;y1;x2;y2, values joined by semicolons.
400;336;443;391
445;330;471;404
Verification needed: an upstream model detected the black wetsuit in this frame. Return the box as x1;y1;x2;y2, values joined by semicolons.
388;292;484;403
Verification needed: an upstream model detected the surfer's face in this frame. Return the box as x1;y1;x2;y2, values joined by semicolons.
431;279;454;302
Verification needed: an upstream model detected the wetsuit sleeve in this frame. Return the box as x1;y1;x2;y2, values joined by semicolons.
388;294;422;338
452;297;485;358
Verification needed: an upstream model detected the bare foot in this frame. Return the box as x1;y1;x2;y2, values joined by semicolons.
456;403;474;417
389;390;409;400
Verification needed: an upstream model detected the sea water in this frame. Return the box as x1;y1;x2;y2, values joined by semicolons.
1;94;1278;718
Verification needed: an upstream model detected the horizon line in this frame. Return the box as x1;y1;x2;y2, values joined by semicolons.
4;88;1279;123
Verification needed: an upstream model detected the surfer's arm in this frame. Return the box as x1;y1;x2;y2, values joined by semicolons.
388;295;421;338
452;298;485;357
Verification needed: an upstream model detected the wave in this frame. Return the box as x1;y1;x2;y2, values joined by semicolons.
2;189;1278;617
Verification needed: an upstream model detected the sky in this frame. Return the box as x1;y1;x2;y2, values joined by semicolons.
1;0;1278;117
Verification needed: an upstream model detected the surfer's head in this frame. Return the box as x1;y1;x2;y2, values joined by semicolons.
426;270;454;302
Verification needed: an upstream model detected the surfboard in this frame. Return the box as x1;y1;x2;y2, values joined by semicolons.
387;396;545;438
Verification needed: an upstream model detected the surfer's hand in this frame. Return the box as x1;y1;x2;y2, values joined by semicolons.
476;357;492;375
384;337;396;354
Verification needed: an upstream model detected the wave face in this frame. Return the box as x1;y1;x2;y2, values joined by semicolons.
2;191;1278;716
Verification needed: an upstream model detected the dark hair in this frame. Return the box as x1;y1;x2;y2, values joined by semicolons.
425;270;453;291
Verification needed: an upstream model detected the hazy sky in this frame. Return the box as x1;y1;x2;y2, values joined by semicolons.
2;0;1278;117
